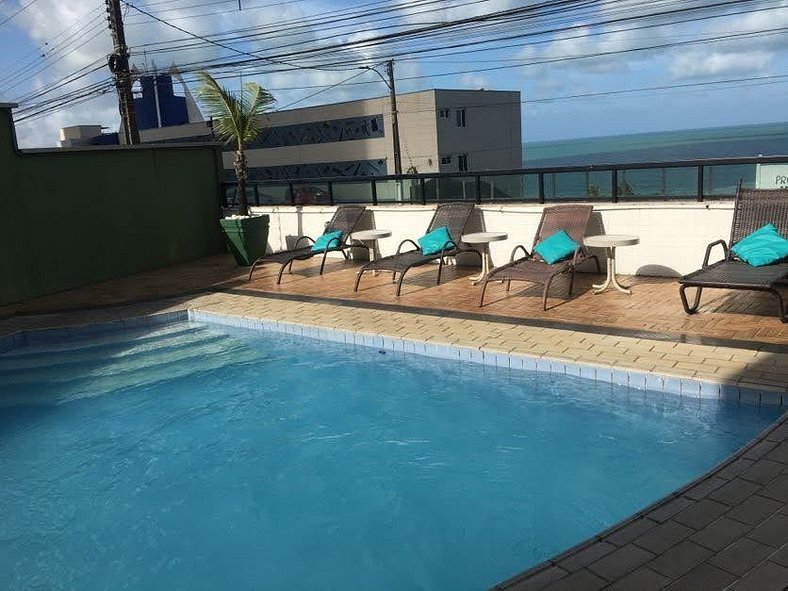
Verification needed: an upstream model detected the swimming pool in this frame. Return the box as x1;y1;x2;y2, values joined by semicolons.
0;319;780;590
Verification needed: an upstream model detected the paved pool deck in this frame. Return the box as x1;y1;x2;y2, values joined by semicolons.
0;254;786;589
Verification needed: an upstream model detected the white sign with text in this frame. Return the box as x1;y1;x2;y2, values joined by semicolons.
756;164;788;189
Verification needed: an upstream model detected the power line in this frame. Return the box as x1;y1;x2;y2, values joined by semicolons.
0;0;39;27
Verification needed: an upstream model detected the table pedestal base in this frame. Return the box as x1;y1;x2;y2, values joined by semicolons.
593;246;631;294
469;246;493;285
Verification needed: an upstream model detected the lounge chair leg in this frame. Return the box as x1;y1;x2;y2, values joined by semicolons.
247;259;260;281
768;288;787;322
437;258;444;285
506;279;512;292
568;269;576;296
276;263;287;285
353;269;364;292
542;277;554;311
479;278;489;307
287;260;295;274
319;251;329;275
392;272;397;283
395;270;407;296
341;249;349;260
679;284;703;314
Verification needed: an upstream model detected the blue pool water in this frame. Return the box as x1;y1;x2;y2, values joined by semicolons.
0;322;780;590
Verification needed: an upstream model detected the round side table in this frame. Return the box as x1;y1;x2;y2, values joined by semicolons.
584;234;639;294
461;231;508;285
351;229;392;274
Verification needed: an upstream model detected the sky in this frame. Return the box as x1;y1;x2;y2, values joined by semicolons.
1;0;787;148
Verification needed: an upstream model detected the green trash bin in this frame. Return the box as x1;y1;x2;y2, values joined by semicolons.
219;214;270;266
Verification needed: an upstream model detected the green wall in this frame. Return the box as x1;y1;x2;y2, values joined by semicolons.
0;105;226;306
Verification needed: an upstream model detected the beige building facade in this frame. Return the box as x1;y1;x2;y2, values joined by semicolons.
61;87;522;179
152;89;521;178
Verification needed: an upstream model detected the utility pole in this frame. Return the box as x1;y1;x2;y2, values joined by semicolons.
105;0;140;145
386;60;403;176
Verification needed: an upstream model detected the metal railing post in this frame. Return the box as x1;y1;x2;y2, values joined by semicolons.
611;169;619;203
697;165;704;202
328;181;334;205
288;182;295;206
420;177;426;205
475;174;482;204
371;180;378;206
538;172;545;204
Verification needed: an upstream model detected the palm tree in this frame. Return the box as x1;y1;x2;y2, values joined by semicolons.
195;71;275;217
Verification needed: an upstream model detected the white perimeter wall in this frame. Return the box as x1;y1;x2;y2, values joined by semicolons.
250;201;735;277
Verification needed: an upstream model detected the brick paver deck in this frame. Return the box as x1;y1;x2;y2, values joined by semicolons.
1;253;785;590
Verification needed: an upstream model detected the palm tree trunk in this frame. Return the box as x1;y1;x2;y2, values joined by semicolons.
235;145;249;217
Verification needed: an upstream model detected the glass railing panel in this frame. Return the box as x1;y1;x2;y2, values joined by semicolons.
618;168;696;199
523;174;540;199
587;171;612;199
292;182;330;205
548;172;589;200
224;184;258;207
253;183;291;205
703;164;756;197
423;176;477;202
375;179;422;203
480;174;536;201
664;167;697;197
331;181;374;203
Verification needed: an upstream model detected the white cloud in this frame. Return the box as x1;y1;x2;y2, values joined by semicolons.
667;1;788;79
459;73;490;89
670;50;773;79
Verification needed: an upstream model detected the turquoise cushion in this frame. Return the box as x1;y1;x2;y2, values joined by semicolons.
310;230;343;252
731;224;788;266
418;226;455;256
533;230;579;264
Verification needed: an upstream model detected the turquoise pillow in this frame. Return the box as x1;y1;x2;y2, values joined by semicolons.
731;224;788;267
533;230;579;264
310;230;343;252
418;226;455;256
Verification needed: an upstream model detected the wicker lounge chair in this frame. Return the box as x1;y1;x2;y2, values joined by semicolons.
353;202;481;296
479;204;600;310
248;205;366;283
678;187;788;322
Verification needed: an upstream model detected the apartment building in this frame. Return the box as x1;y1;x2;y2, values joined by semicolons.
60;74;522;179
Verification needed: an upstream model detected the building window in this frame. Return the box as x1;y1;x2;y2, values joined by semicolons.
457;153;469;172
438;108;450;119
440;155;452;165
456;108;466;128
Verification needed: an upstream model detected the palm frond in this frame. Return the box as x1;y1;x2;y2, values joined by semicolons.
194;71;275;147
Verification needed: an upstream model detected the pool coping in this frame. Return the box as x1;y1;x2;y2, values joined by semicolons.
6;307;781;403
2;308;786;589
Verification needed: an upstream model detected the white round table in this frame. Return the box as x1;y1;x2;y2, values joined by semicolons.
351;229;392;273
461;231;508;285
584;234;639;294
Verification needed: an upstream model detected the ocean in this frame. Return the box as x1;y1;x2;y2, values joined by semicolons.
523;121;788;167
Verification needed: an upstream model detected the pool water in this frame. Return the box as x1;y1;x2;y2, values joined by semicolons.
0;321;780;590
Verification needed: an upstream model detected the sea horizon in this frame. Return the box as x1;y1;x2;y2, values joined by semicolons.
523;120;788;167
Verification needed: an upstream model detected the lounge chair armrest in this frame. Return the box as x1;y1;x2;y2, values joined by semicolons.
510;244;530;262
396;239;420;254
438;241;458;257
294;235;315;248
702;239;729;268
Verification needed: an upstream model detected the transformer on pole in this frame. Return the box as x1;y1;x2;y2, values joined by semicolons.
105;0;140;145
